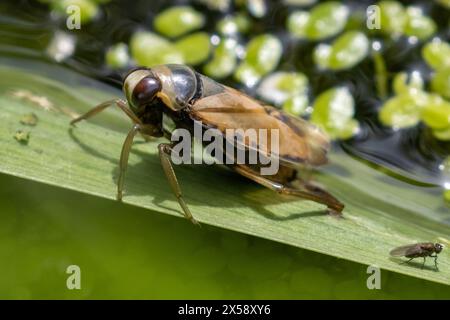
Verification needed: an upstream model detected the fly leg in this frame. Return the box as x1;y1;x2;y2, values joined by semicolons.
430;254;439;270
400;257;414;265
70;99;142;126
233;165;344;214
421;257;426;269
158;143;199;226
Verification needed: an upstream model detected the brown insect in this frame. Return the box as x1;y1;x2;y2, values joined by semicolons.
390;242;443;270
70;64;344;224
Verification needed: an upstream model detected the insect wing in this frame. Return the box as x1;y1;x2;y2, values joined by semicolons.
190;86;330;167
389;244;423;257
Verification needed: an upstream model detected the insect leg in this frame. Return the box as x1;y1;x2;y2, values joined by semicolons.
70;99;142;126
287;181;345;214
431;254;439;270
117;124;141;201
400;258;414;265
158;143;199;226
421;257;426;269
233;165;344;213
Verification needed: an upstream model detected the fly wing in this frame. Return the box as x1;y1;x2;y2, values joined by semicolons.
389;244;421;257
189;86;330;167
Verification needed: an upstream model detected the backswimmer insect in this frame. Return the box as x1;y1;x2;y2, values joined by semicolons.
390;243;444;270
70;64;344;224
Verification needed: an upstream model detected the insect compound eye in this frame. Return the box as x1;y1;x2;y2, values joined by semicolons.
435;243;443;253
131;76;162;107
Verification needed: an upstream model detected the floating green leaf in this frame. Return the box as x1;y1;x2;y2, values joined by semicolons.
436;0;450;8
246;0;267;18
282;95;309;116
379;94;422;129
431;69;450;100
217;13;251;35
287;11;310;39
256;72;309;116
392;71;424;95
13;130;30;145
130;31;184;67
378;1;407;37
174;32;211;65
287;2;348;40
311;87;359;139
422;40;450;70
234;34;282;86
257;72;308;104
433;127;450;141
53;0;99;24
20;113;38;126
283;0;317;5
203;39;238;79
380;71;435;129
421;98;450;130
105;43;130;69
378;2;436;40
314;31;369;71
404;7;437;40
154;6;205;38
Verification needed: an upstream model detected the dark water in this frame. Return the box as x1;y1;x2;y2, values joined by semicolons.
1;0;449;187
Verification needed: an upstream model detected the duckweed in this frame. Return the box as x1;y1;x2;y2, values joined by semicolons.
203;39;238;79
154;6;205;38
257;72;309;116
431;69;450;100
217;13;251;35
311;87;359;139
130;31;184;67
234;34;282;86
14;130;30;145
105;43;130;69
314;31;369;70
287;2;349;40
20;113;38;127
422;40;450;70
174;32;211;65
379;94;422;129
404;7;437;40
378;1;436;40
53;0;99;24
